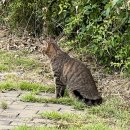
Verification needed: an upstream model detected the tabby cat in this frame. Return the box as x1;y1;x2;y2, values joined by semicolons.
40;38;102;106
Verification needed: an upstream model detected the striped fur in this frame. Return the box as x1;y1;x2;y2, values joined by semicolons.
41;39;102;106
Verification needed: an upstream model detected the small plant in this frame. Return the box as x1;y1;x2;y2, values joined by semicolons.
1;101;8;110
0;64;9;72
0;82;15;91
40;111;83;121
20;93;86;110
40;111;86;128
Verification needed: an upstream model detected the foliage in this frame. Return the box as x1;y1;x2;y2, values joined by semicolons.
1;0;44;36
1;0;73;36
1;0;130;74
63;0;130;74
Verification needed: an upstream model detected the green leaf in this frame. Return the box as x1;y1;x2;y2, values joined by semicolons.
112;0;122;7
105;3;112;16
106;8;111;16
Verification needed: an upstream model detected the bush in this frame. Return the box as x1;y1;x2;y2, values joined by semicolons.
2;0;130;74
2;0;73;36
2;0;44;36
64;0;130;74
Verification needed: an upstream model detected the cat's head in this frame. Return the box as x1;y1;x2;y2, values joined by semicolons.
38;37;61;59
38;33;65;58
39;37;55;54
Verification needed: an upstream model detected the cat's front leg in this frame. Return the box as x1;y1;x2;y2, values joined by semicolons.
54;76;65;98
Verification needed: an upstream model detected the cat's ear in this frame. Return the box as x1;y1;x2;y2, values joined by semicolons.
47;36;56;44
37;38;49;53
41;40;49;52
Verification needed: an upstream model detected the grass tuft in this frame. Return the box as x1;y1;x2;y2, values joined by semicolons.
0;64;9;71
20;93;86;110
0;101;8;110
0;82;17;91
40;111;83;121
0;81;55;93
19;82;55;93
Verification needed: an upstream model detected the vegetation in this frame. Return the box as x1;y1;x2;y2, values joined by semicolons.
40;111;83;121
13;100;130;130
13;124;125;130
0;50;40;72
0;101;8;110
0;1;130;130
40;111;128;130
0;79;129;129
20;92;86;110
20;92;130;129
0;81;55;93
1;0;130;74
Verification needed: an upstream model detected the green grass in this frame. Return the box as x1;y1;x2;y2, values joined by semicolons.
20;93;86;110
0;82;16;90
14;110;126;130
40;111;83;121
86;123;115;130
0;81;55;93
0;64;9;71
87;97;130;130
0;50;40;71
13;125;84;130
0;81;129;129
13;123;126;130
40;111;85;128
20;93;130;130
19;82;55;93
88;97;130;120
39;111;128;130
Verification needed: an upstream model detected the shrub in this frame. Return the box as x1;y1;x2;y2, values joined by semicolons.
2;0;130;74
64;0;130;74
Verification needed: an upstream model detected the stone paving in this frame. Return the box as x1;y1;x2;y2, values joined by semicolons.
0;90;82;130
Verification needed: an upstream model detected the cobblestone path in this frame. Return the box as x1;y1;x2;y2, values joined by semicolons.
0;91;81;130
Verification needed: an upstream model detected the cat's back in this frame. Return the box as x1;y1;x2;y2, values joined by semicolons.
63;57;90;83
62;57;100;99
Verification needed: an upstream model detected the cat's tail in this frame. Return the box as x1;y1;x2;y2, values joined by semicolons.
73;90;102;106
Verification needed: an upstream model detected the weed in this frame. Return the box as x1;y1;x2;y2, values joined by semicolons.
0;101;8;110
19;82;55;93
0;82;16;91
